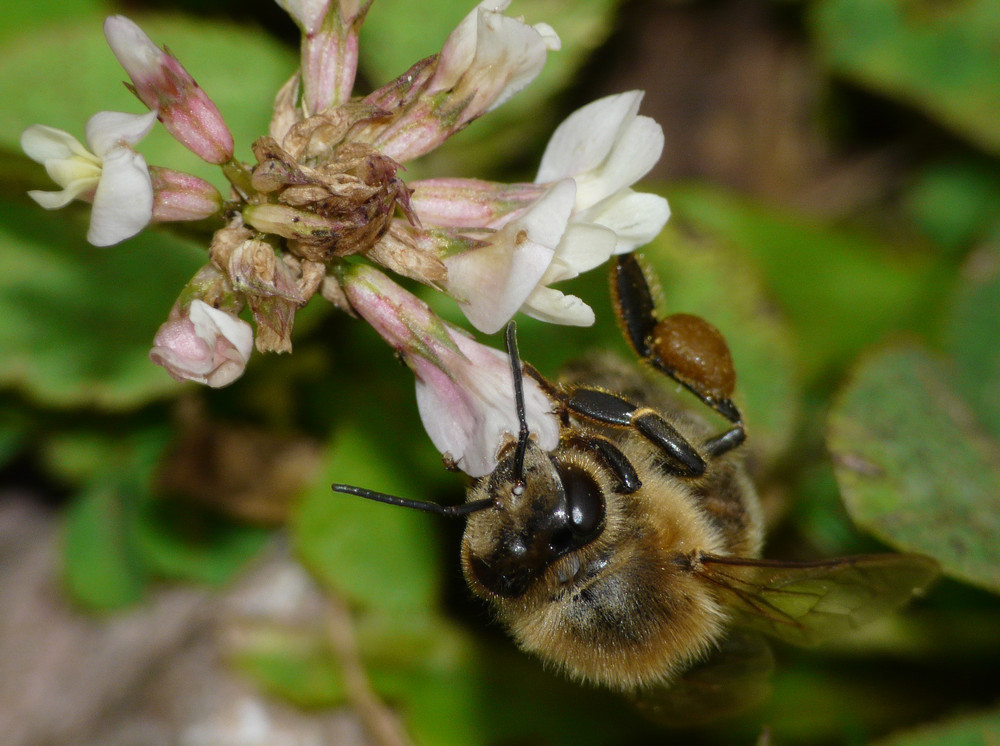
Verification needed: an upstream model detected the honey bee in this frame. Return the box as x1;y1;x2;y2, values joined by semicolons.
333;254;938;716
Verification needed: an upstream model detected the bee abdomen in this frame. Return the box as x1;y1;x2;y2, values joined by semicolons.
512;555;726;690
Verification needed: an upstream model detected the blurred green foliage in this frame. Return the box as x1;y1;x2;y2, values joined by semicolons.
1;0;999;745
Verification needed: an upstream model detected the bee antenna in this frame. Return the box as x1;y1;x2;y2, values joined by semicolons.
504;321;530;494
331;484;494;517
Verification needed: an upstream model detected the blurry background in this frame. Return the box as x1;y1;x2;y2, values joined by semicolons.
1;0;999;744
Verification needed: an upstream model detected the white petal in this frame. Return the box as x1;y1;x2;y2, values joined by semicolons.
103;16;162;79
44;155;101;193
446;180;575;334
415;332;559;477
149;346;213;383
85;110;158;157
479;13;553;113
88;148;153;246
521;286;596;327
275;0;330;34
518;178;577;247
574;114;663;208
21;125;96;164
27;180;96;210
436;2;490;87
414;336;512;477
448;236;554;334
190;300;254;362
535;91;643;183
586;190;670;253
416;366;482;471
544;223;618;282
435;0;552;116
532;22;561;51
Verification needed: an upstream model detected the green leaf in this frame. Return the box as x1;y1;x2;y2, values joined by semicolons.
44;427;133;484
0;402;32;470
828;342;1000;594
229;626;349;708
904;160;1000;252
133;498;270;586
669;184;935;382
63;476;149;610
293;422;446;615
870;707;1000;746
0;0;108;48
0;195;205;408
0;14;295;188
58;427;170;610
810;0;1000;154
59;426;266;608
758;661;943;744
944;240;1000;443
787;461;879;558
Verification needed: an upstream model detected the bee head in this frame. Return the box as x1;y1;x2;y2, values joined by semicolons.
462;437;607;599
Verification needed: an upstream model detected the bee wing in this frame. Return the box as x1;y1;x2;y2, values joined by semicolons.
632;630;774;727
695;553;939;646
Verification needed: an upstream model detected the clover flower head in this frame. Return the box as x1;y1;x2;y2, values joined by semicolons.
20;2;671;484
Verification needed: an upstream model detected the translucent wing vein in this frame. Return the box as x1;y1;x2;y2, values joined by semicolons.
694;553;939;646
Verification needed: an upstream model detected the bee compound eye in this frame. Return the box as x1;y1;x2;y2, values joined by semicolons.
556;465;606;546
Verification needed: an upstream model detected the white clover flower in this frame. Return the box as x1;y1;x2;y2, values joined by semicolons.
405;91;669;331
341;264;559;477
413;328;559;478
362;0;560;164
21;110;157;246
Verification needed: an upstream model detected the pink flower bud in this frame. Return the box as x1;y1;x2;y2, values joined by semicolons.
150;299;253;387
407;178;546;229
104;15;234;164
149;167;223;223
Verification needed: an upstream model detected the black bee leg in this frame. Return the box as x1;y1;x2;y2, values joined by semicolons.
611;250;659;361
612;254;747;458
702;426;746;459
567;434;642;493
566;388;706;478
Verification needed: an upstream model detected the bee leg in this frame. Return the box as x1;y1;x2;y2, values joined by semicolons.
569;434;642;493
611;251;659;362
703;426;746;459
612;253;746;456
566;388;706;478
